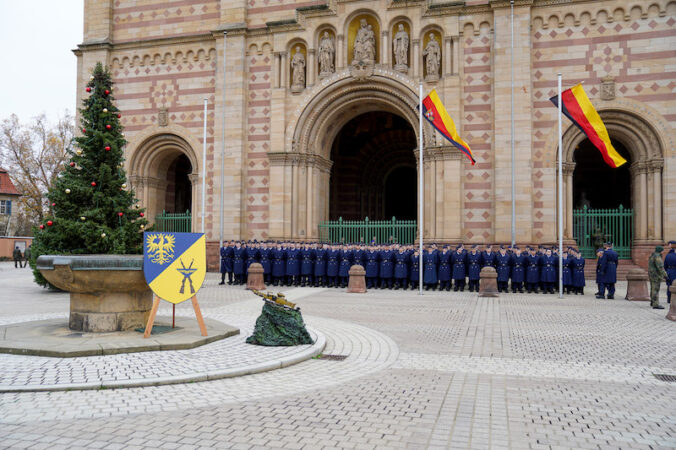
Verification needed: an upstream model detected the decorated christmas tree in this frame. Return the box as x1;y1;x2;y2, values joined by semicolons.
31;62;148;286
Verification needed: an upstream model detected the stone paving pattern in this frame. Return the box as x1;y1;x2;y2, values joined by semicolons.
1;262;675;449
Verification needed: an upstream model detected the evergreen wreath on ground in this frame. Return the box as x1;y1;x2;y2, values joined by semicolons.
30;62;149;286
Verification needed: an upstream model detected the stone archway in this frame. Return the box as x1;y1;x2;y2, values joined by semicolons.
127;132;199;229
559;107;666;264
268;69;462;241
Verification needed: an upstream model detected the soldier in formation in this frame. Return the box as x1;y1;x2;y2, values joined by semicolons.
665;240;676;304
218;240;597;294
648;245;667;310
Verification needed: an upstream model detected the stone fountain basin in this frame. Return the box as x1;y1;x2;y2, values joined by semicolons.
37;255;152;333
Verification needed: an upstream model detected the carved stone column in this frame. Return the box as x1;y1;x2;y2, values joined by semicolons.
650;159;663;240
444;37;452;76
280;52;288;88
631;162;649;240
187;173;199;233
412;39;420;80
381;31;389;66
451;36;459;75
273;52;282;88
307;49;316;86
336;34;344;69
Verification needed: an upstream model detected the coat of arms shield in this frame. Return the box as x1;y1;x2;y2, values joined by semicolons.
143;232;206;304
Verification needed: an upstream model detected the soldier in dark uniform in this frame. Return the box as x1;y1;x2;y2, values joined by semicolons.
571;248;585;295
378;244;394;289
451;245;467;291
285;242;300;286
495;245;511;293
510;246;526;293
232;241;246;285
602;242;618;299
664;240;676;304
365;244;380;289
219;241;233;285
326;244;340;287
243;241;259;283
271;242;286;286
338;244;353;288
466;244;482;292
300;243;314;286
648;245;667;309
13;246;22;269
353;243;366;268
313;243;327;287
594;248;605;298
525;247;540;293
409;249;420;290
258;242;272;284
561;248;572;294
481;244;496;269
394;245;409;290
540;248;557;294
437;245;451;291
423;245;438;290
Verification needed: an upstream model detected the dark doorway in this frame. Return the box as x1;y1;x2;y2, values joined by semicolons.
329;111;416;220
573;139;632;209
164;154;192;213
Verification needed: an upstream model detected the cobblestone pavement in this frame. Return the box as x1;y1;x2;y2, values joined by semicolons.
1;261;675;449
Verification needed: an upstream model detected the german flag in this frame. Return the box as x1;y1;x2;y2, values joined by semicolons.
421;89;475;165
550;84;626;168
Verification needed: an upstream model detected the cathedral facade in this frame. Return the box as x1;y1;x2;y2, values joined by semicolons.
75;0;675;267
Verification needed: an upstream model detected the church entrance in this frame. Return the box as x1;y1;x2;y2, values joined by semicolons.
164;153;192;214
571;138;633;258
329;111;417;220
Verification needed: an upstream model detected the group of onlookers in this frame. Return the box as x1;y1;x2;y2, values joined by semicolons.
12;245;31;268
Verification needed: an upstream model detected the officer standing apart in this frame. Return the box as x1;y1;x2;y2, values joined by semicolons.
664;240;676;304
13;246;22;269
648;246;667;310
602;242;618;299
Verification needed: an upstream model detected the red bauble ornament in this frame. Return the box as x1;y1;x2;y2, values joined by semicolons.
117;114;121;118
51;203;56;207
104;89;110;95
86;87;91;93
82;128;86;133
39;224;44;230
139;212;145;217
105;146;111;151
47;221;53;226
91;182;97;187
118;212;124;217
106;124;111;130
69;162;75;167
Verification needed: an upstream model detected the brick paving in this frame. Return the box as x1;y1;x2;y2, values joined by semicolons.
0;261;675;449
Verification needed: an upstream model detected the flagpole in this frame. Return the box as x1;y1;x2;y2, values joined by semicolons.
557;73;563;298
202;98;207;234
510;0;516;247
418;83;424;296
219;31;227;248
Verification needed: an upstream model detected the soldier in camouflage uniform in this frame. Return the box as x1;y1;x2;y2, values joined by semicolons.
648;246;667;309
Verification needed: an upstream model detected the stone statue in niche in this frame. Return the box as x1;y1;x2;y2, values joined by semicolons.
423;33;441;82
290;46;306;93
393;24;409;72
353;19;376;64
318;31;335;77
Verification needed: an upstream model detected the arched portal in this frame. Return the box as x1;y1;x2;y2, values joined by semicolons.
127;132;199;230
329;111;416;220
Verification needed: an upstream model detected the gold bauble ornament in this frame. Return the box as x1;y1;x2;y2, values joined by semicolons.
101;233;106;238
121;183;127;189
76;149;82;155
65;189;71;194
140;224;145;230
103;108;108;113
80;216;86;221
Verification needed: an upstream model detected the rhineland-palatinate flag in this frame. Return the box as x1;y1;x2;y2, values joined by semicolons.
421;89;476;165
550;83;627;168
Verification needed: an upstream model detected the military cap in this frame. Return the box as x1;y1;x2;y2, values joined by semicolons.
513;246;519;250
669;240;676;245
596;248;604;253
472;244;479;249
456;244;462;249
656;245;664;252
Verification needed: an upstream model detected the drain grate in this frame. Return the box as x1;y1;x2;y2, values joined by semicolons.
653;374;676;382
316;354;348;361
134;325;181;335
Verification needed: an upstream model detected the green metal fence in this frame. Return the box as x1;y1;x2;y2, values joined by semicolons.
155;210;192;233
318;217;417;244
572;205;633;259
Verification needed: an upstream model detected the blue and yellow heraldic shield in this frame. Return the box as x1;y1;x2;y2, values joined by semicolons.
143;232;206;304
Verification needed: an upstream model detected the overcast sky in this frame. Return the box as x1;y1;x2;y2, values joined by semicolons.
0;0;84;124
